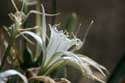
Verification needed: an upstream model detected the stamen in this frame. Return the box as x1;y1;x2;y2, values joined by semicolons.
22;35;35;45
18;26;40;32
82;20;94;46
11;0;19;11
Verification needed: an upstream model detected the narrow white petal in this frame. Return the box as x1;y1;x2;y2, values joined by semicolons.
62;51;107;82
0;70;28;83
62;52;93;77
41;4;46;42
78;54;108;77
19;31;43;47
92;75;106;83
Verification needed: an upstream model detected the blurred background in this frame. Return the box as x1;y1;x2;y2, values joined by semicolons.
0;0;125;83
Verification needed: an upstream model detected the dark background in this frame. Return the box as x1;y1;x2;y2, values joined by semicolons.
0;0;125;83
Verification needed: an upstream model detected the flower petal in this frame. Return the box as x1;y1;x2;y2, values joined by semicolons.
46;25;82;64
0;70;28;83
19;31;43;47
78;54;109;76
62;51;107;83
41;4;46;43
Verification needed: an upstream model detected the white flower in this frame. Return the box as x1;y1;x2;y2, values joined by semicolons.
19;5;109;83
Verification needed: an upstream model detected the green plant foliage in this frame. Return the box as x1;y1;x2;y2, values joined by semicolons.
21;48;38;70
107;53;125;83
63;13;77;33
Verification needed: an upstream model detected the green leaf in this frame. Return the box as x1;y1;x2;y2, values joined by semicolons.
21;47;34;69
35;53;43;66
63;13;77;33
107;53;125;83
51;65;66;78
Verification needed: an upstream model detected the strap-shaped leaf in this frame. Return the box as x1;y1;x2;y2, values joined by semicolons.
107;53;125;83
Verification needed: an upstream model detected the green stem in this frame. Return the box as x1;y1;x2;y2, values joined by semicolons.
35;0;42;60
